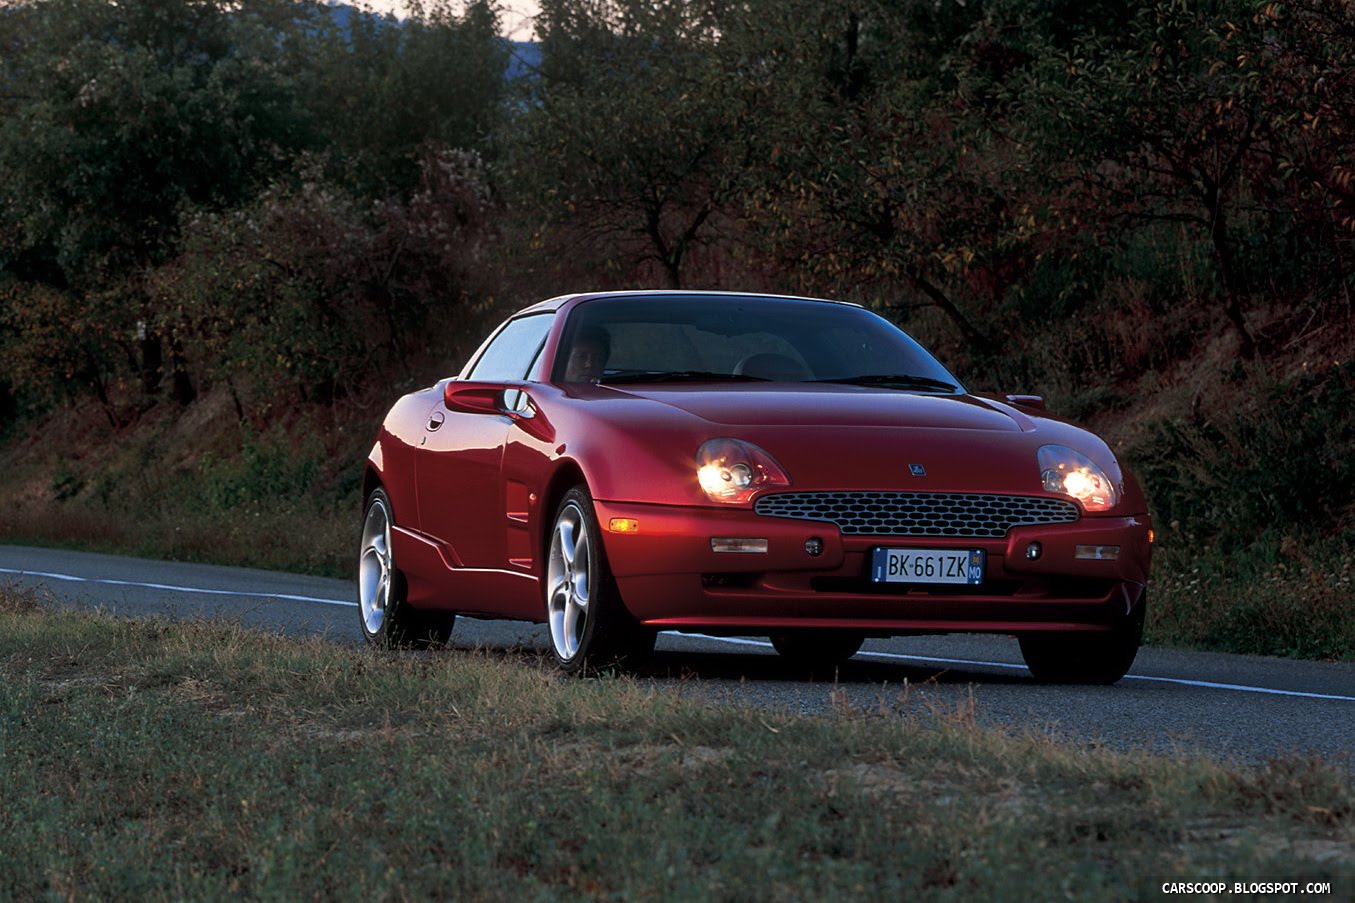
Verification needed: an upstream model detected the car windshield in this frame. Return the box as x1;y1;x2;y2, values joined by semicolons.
552;295;962;391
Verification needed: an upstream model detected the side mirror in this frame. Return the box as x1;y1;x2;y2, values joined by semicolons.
444;381;508;415
1004;394;1046;410
442;380;555;442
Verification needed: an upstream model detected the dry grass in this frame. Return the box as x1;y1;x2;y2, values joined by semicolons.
0;389;368;577
0;592;1351;900
1149;541;1355;660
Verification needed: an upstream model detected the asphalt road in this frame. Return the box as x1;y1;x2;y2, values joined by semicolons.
4;543;1353;769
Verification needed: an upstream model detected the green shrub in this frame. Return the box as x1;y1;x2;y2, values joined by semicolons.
1149;536;1355;660
154;149;494;406
1134;362;1355;546
196;428;324;512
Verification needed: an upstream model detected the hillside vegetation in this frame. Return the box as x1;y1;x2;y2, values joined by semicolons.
1;0;1352;659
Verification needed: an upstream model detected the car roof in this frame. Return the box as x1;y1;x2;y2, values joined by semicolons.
511;290;865;317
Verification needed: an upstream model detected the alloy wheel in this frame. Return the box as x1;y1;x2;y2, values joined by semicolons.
359;497;392;637
547;501;591;661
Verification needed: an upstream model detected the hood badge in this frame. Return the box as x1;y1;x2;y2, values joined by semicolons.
909;464;926;477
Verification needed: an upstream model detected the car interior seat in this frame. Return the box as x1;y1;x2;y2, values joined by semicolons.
732;352;812;380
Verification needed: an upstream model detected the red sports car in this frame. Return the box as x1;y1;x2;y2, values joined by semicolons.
360;291;1152;683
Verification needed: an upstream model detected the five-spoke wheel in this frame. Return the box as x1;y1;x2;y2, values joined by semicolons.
546;486;655;672
546;499;593;661
359;490;394;639
358;488;455;648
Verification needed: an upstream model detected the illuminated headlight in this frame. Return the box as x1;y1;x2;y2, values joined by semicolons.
1037;445;1118;512
696;438;790;504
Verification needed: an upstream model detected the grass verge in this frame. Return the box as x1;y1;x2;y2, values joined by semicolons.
1149;537;1355;661
0;397;362;578
0;494;353;578
1;589;1351;900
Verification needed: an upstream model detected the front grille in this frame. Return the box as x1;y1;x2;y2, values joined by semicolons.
753;491;1079;538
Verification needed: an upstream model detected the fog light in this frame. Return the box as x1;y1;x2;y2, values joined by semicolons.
1074;544;1120;561
1025;541;1042;561
711;538;769;553
609;518;639;533
804;537;823;557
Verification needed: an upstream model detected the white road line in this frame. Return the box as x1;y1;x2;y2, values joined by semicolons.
5;566;1354;703
671;636;1355;703
1124;674;1355;700
0;567;358;608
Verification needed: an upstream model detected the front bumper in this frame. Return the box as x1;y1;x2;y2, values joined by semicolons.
593;499;1151;634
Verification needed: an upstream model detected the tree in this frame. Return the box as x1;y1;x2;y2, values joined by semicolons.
0;0;317;411
1017;0;1311;357
725;0;1039;355
509;0;763;288
300;0;509;199
154;150;496;406
0;0;512;419
1241;0;1355;299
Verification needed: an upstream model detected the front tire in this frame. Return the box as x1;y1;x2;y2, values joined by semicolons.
358;488;455;649
545;486;655;673
1019;593;1146;685
770;631;865;671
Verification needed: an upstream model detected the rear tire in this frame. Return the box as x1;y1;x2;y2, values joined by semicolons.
770;631;865;670
1019;593;1146;685
545;486;655;673
358;488;455;649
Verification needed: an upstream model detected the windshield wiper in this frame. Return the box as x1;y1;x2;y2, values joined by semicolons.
600;370;770;384
813;374;958;392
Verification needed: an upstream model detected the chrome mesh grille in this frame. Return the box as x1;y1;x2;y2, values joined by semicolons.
753;491;1079;538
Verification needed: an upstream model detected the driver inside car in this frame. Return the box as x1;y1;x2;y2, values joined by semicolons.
563;328;611;383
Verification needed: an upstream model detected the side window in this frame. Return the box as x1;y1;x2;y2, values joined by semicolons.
467;315;554;381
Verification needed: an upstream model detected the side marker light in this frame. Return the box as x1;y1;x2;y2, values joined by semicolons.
609;518;640;534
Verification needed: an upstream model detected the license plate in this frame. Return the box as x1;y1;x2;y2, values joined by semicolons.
870;548;985;585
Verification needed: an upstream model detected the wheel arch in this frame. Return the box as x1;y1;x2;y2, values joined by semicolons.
538;459;588;571
362;463;383;508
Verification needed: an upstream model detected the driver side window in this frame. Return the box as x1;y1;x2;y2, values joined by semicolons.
467;314;554;381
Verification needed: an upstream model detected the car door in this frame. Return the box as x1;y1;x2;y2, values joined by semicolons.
416;313;555;570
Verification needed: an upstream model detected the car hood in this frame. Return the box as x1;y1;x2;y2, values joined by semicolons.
556;381;1138;508
601;383;1028;431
